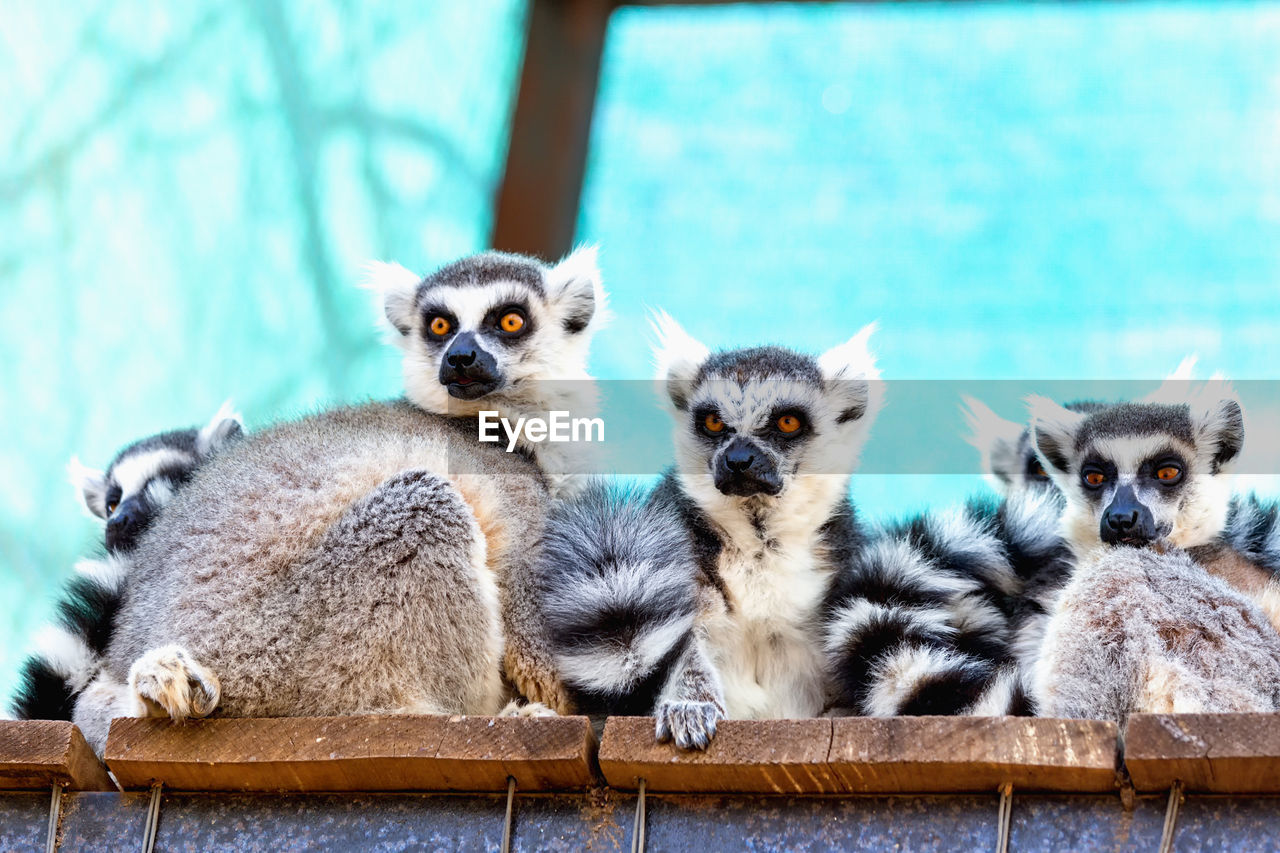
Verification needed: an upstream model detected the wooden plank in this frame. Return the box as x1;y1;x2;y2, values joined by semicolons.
432;715;597;790
491;0;613;259
0;720;114;791
1125;713;1280;793
828;717;1120;794
104;715;596;792
598;717;838;793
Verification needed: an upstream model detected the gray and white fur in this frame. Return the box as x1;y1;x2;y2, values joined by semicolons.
1033;545;1280;730
70;249;606;754
10;404;244;721
1030;383;1280;724
824;485;1070;718
539;313;881;748
957;358;1207;674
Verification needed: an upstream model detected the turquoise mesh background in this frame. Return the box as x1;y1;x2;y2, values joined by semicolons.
578;0;1280;529
2;0;1279;701
0;0;528;699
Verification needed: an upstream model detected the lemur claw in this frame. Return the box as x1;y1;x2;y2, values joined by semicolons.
655;700;723;750
128;645;220;722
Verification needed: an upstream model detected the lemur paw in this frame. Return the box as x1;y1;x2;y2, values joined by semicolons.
497;700;559;718
128;646;220;722
655;701;724;751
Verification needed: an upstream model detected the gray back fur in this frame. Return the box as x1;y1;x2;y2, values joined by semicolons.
1033;545;1280;730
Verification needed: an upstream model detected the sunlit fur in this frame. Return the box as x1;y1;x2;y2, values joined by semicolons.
1033;546;1280;730
537;317;881;749
1028;380;1280;728
824;485;1071;719
69;251;606;755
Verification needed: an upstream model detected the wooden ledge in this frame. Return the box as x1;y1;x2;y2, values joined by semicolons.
103;715;596;792
829;717;1119;794
599;718;835;793
599;716;1119;794
1125;713;1280;793
0;720;114;791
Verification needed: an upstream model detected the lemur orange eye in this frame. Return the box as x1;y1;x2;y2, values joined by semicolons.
499;312;525;333
1028;459;1046;478
1156;465;1182;482
429;316;451;337
106;500;119;515
703;413;725;434
777;414;802;434
1084;471;1106;487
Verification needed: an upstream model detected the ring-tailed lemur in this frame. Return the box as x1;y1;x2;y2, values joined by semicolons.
1029;386;1280;724
68;249;606;754
963;397;1108;496
9;405;244;721
539;314;882;748
955;359;1204;678
962;357;1201;498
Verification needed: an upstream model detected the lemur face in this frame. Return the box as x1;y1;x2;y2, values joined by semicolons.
963;397;1107;497
372;249;604;416
1031;397;1243;554
654;313;880;502
70;405;243;553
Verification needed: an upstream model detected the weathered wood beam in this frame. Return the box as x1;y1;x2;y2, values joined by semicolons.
104;715;597;792
1125;713;1280;793
0;720;114;791
599;716;1120;794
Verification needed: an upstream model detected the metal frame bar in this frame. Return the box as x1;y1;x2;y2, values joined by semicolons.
491;0;1007;259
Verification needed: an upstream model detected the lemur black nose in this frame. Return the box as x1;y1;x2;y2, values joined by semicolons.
447;348;477;369
725;448;755;472
105;497;146;553
1106;510;1138;532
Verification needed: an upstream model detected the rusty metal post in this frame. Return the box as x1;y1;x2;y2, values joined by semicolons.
492;0;615;259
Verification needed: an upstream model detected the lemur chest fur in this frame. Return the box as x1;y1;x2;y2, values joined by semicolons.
704;531;831;720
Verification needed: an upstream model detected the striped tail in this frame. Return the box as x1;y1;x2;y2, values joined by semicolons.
1220;493;1280;574
824;491;1069;717
536;480;698;716
9;556;127;720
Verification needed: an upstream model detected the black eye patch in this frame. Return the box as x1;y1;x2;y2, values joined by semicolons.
419;304;458;343
483;303;534;339
1024;454;1049;480
1140;453;1186;486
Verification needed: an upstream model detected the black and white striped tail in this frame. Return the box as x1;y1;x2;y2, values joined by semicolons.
536;480;698;716
1220;494;1280;574
824;490;1069;717
9;556;126;720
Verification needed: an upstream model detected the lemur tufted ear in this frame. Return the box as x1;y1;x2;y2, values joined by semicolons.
546;245;607;335
818;322;882;427
1192;390;1245;472
68;457;109;520
363;261;421;340
1145;354;1200;404
1028;395;1087;477
961;395;1026;488
197;400;245;458
650;310;710;412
